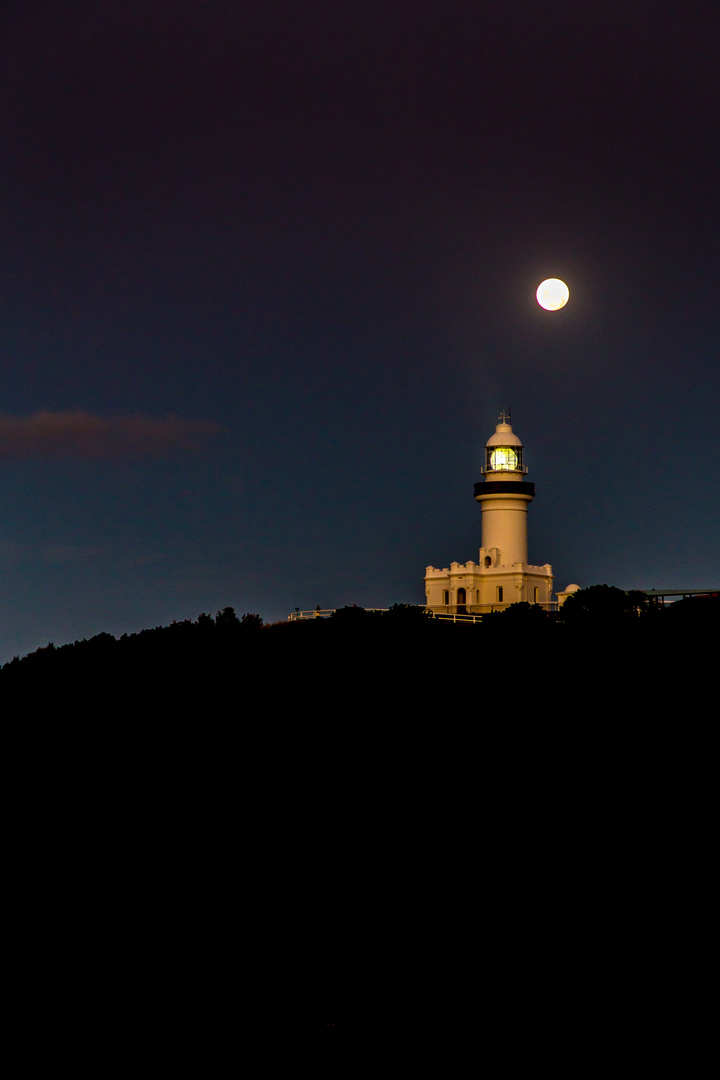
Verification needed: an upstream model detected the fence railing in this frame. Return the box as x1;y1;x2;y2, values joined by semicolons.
433;601;559;616
289;603;560;621
429;611;484;623
288;609;335;620
288;608;389;621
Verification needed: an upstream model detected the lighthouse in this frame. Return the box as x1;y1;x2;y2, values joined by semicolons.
424;412;554;614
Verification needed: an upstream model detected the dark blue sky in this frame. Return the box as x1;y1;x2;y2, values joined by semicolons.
1;1;718;660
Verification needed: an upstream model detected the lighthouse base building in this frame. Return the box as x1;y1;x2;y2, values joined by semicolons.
424;557;554;616
425;415;554;615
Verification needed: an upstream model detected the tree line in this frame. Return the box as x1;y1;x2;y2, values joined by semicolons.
2;587;715;685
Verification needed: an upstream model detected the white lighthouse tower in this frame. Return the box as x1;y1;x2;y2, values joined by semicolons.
424;412;553;614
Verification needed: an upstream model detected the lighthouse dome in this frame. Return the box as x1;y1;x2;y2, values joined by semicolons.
486;421;522;447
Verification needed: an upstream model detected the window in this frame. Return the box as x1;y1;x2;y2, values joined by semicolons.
497;586;504;603
443;590;449;605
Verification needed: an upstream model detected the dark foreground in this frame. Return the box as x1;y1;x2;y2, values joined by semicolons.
2;597;715;1054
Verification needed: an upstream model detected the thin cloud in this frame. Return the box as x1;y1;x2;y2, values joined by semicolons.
0;411;224;459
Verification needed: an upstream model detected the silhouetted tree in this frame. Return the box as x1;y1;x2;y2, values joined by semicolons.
330;605;368;621
240;612;263;630
497;601;548;620
383;604;433;622
561;584;651;622
215;606;241;632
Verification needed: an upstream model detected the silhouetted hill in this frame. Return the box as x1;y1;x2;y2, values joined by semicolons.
2;596;714;1048
2;594;716;698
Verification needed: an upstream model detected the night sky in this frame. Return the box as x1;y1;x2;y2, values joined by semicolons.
1;1;718;661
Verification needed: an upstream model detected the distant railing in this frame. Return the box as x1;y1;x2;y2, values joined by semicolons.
638;589;719;604
429;611;484;624
429;601;559;619
289;607;482;623
288;608;389;621
288;609;335;620
289;602;560;621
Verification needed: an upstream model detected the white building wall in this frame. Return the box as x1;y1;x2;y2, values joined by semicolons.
425;560;553;613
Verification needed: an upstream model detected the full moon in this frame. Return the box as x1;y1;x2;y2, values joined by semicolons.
536;278;569;310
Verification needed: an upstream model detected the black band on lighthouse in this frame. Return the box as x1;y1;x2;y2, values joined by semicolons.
474;481;536;498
